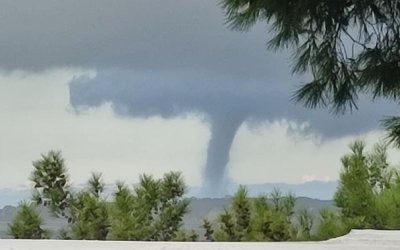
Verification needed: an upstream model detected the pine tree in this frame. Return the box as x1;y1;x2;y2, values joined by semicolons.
202;219;215;241
109;172;189;241
232;186;251;240
30;151;70;218
334;140;398;229
69;173;110;240
8;202;49;239
314;209;350;241
295;209;313;240
211;186;296;242
221;0;400;144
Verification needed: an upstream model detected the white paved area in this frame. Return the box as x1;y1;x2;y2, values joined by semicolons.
0;230;399;250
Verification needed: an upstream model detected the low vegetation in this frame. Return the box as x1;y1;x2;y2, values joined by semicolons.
8;201;49;239
8;140;400;241
10;151;188;240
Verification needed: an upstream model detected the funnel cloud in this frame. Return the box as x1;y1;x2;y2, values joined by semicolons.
69;69;397;196
204;114;244;195
69;69;286;195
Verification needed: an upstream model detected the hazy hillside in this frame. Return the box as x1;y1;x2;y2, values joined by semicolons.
245;182;337;200
0;197;334;239
189;181;338;200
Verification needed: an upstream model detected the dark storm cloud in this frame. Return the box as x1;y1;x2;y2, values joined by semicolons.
0;0;274;78
1;0;394;134
70;69;398;139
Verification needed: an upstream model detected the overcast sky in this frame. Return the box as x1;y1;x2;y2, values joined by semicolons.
0;1;399;196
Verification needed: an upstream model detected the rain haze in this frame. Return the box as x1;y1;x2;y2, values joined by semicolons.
0;0;399;199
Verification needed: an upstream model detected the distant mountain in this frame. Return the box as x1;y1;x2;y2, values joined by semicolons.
188;181;338;200
0;188;32;208
246;181;338;200
0;197;335;239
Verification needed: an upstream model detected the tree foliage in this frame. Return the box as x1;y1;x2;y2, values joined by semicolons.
30;151;70;217
314;209;350;241
30;154;110;240
334;140;400;229
20;146;400;241
221;0;400;143
69;173;109;240
295;208;314;240
172;229;199;241
8;202;49;239
210;186;296;242
28;150;189;241
109;172;189;241
202;219;215;241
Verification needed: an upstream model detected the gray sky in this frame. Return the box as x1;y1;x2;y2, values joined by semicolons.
0;1;398;196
